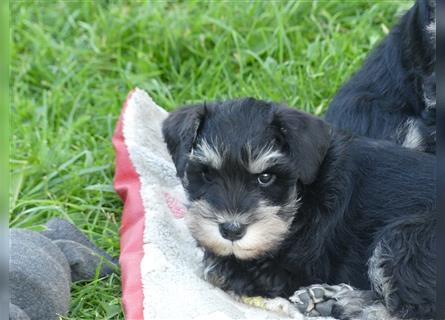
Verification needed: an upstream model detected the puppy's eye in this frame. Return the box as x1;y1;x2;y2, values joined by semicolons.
257;173;276;187
202;168;213;183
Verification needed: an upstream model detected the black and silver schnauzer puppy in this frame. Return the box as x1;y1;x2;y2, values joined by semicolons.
163;98;436;320
325;0;436;154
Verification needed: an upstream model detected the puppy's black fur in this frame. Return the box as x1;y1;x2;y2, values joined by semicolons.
163;98;436;319
325;0;436;154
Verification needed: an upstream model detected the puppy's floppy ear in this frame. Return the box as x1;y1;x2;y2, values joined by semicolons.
162;104;206;178
273;106;331;185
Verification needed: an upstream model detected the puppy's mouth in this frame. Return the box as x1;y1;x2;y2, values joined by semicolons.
185;200;297;260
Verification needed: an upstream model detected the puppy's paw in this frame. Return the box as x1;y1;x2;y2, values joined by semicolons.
289;283;354;317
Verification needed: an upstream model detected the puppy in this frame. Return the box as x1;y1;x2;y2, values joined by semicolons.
162;98;436;320
325;0;436;154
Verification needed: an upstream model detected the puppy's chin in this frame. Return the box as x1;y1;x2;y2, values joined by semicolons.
232;214;291;259
185;200;297;260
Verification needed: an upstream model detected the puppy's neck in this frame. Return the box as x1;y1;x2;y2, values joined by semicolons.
286;132;358;259
301;131;355;208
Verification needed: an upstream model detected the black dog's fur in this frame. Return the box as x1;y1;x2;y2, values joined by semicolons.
163;98;436;319
325;0;436;154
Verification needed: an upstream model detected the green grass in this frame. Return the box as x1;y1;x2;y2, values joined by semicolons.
11;1;412;318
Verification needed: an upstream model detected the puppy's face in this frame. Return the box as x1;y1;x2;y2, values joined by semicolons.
163;98;330;260
185;134;299;260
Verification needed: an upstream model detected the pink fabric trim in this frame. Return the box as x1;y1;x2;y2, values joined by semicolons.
113;89;144;320
163;192;186;219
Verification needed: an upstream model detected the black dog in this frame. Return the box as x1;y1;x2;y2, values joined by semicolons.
163;98;436;319
325;0;436;154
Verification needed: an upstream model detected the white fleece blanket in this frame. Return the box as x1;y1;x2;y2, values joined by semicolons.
115;88;332;320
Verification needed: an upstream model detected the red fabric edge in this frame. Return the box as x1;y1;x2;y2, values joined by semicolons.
113;89;144;320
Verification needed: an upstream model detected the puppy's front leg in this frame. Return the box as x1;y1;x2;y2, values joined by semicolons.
203;253;304;319
202;252;289;298
203;252;256;295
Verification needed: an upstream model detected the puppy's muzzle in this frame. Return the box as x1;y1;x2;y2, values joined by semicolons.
218;222;246;241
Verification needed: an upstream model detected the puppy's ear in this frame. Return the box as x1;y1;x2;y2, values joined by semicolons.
273;106;331;185
162;104;206;178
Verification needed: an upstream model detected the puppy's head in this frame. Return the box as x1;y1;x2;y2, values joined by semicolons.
163;98;330;260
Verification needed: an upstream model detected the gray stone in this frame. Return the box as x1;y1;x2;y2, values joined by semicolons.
9;219;119;319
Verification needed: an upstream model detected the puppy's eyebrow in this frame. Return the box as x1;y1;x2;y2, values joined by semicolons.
190;139;224;169
247;145;285;174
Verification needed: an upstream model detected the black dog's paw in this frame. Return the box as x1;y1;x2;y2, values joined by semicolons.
289;283;354;317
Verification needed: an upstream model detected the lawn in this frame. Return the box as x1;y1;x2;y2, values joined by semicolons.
10;1;412;319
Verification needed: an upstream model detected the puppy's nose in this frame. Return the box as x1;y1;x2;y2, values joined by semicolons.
219;223;246;241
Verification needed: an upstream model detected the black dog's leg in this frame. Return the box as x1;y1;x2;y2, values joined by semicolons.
203;252;291;297
331;217;436;320
365;217;436;319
